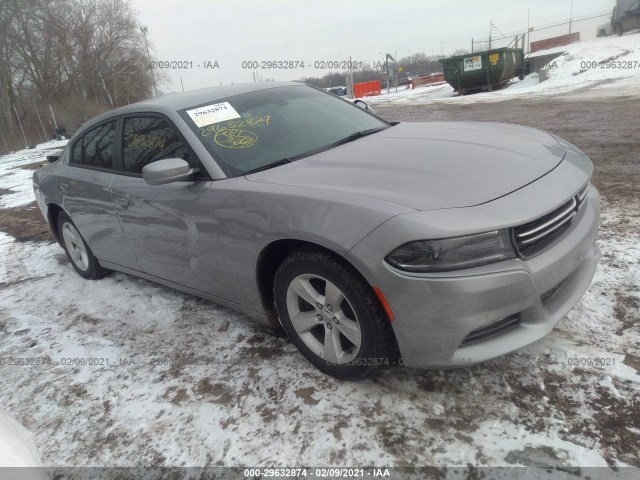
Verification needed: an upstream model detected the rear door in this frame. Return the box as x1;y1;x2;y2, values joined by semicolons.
110;114;215;291
62;120;140;269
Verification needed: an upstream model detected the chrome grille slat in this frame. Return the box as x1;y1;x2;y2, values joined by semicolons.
516;198;577;238
512;183;588;258
518;211;576;245
577;184;589;203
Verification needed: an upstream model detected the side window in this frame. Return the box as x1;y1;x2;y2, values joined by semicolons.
123;117;192;174
69;122;115;170
71;139;82;164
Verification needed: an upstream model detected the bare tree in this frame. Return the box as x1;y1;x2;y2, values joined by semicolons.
1;0;159;149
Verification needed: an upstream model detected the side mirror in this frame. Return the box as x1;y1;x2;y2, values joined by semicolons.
353;99;376;114
142;158;195;185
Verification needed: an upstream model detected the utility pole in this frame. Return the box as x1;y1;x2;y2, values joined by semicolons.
489;19;493;50
347;55;354;99
0;128;9;153
569;0;574;33
140;25;158;97
34;104;47;140
394;50;398;93
385;53;395;94
13;104;29;148
527;9;530;54
49;104;58;129
98;71;114;107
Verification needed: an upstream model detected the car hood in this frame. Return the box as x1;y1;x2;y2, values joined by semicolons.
246;121;566;210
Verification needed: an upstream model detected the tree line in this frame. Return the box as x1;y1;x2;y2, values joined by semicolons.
0;0;470;153
0;0;159;151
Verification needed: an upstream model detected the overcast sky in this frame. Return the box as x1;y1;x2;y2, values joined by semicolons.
131;0;613;92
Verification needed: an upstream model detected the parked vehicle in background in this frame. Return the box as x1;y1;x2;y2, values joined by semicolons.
611;0;640;35
53;127;69;140
324;86;347;96
597;22;613;36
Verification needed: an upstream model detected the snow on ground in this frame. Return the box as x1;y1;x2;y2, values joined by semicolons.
0;131;638;470
0;140;68;209
364;32;640;106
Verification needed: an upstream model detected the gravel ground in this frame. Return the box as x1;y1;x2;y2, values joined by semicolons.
372;93;640;222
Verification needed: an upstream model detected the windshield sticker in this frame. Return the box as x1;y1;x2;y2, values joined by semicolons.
214;129;258;149
199;115;271;138
186;102;241;127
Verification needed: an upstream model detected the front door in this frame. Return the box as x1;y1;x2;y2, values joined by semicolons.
110;115;215;291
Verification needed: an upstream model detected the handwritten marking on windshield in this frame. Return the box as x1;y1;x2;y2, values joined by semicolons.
199;115;270;138
214;129;258;149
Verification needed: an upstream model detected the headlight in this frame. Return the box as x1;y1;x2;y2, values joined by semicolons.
385;230;515;273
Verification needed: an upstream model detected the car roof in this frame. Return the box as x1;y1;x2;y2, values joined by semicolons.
79;80;304;132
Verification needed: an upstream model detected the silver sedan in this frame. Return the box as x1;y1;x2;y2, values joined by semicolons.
33;82;600;379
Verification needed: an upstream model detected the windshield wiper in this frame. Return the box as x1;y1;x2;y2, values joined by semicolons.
243;153;307;175
328;127;387;148
243;127;387;175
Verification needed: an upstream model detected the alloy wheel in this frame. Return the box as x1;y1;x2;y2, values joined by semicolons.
61;222;89;271
285;274;362;364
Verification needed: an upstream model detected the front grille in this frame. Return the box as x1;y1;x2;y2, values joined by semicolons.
460;314;521;347
513;183;589;258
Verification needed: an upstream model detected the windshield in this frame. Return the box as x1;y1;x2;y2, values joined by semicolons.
178;85;388;176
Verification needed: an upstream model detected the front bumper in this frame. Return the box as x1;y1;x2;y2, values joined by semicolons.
348;186;600;368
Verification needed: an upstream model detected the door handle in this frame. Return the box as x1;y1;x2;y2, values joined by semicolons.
60;183;69;193
114;197;129;209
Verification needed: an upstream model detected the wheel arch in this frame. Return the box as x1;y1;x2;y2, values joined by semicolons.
255;238;388;329
46;203;65;243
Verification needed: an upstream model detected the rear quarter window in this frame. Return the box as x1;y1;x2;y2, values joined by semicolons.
69;121;115;170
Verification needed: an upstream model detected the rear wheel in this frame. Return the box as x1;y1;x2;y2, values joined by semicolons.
58;211;106;280
274;248;397;379
615;23;623;36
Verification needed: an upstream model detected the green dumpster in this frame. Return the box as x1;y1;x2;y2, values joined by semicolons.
440;48;525;94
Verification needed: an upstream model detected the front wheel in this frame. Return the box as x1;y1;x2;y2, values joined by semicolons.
274;248;397;379
58;211;106;280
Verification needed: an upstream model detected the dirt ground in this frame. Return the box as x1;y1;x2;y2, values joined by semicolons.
374;94;639;223
0;94;638;469
0;202;53;243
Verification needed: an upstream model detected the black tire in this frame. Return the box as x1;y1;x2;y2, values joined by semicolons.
57;211;107;280
615;23;623;36
274;248;398;380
